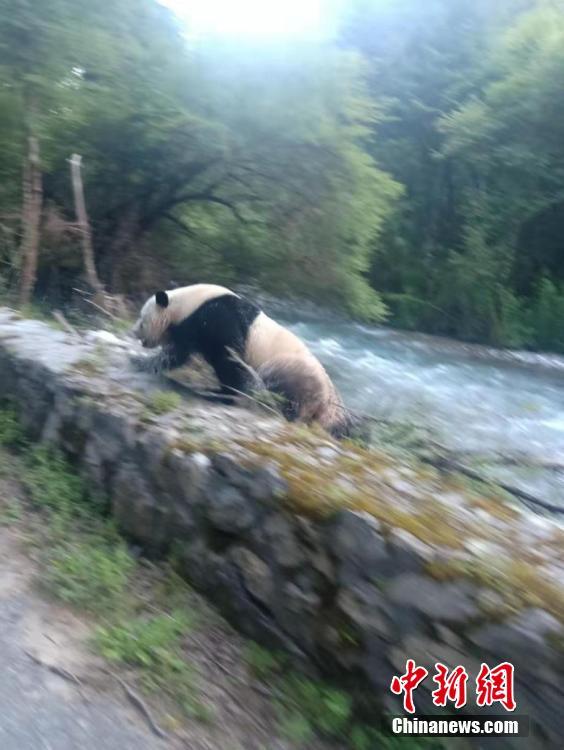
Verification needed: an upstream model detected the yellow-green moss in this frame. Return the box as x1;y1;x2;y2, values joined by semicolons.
236;429;473;549
71;357;104;377
426;557;564;622
168;435;227;456
144;391;182;416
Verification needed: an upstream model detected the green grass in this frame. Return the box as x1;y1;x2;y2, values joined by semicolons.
23;445;86;513
45;536;134;613
274;674;353;744
144;390;182;416
0;497;22;524
96;611;212;721
245;643;441;749
0;404;27;448
244;642;288;679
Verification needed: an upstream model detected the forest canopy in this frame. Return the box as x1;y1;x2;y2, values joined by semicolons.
1;0;564;351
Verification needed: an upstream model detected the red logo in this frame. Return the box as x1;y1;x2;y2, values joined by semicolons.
476;662;516;712
390;659;429;714
432;662;468;709
390;660;516;714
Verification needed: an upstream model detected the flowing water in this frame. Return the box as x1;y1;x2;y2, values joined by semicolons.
273;302;564;512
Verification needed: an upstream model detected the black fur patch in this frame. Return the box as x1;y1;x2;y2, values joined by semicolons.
167;294;260;394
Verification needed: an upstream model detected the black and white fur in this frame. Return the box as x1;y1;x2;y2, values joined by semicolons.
131;284;351;437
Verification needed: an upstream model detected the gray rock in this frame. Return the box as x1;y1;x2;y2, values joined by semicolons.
212;453;287;504
388;574;479;624
336;582;390;637
513;679;564;745
207;485;256;533
469;609;564;681
4;311;564;748
111;462;170;554
327;510;387;583
263;515;306;569
248;464;288;503
434;624;465;650
178;537;223;591
390;635;482;681
387;528;433;574
230;547;273;606
276;582;321;650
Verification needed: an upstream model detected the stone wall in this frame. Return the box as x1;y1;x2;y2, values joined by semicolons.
0;308;563;747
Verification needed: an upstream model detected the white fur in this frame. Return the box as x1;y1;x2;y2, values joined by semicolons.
245;312;310;368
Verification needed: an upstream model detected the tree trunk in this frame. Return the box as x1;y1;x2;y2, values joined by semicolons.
69;154;105;298
18;136;43;306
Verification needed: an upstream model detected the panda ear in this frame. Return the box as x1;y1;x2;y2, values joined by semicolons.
155;291;169;308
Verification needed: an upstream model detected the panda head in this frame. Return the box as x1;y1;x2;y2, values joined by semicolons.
132;290;171;348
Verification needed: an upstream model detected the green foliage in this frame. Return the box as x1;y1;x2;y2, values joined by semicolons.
342;0;564;350
275;674;353;739
526;276;564;353
96;611;192;668
244;642;288;680
0;498;22;524
96;611;210;720
144;390;182;416
0;404;26;448
3;0;564;347
0;424;210;722
45;537;134;612
246;641;439;748
16;440;129;610
23;445;86;515
350;725;442;750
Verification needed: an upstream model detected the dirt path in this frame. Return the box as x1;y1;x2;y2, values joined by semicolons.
0;522;172;750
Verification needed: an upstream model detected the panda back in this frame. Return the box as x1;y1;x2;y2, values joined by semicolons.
245;313;312;369
168;284;238;323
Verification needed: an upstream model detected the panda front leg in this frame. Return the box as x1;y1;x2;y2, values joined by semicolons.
130;345;187;374
208;352;262;404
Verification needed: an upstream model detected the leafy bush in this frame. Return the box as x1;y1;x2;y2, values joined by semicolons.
527;276;564;353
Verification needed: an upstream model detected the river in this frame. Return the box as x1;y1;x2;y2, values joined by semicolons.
272;302;564;513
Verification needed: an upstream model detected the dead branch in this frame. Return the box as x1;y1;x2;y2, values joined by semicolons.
82;296;120;320
24;649;82;687
111;673;168;739
69;154;106;299
424;453;564;515
52;310;80;337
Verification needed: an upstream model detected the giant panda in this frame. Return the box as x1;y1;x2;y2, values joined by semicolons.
131;283;352;437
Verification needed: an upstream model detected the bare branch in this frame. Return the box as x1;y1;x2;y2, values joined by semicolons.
69;154;105;298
